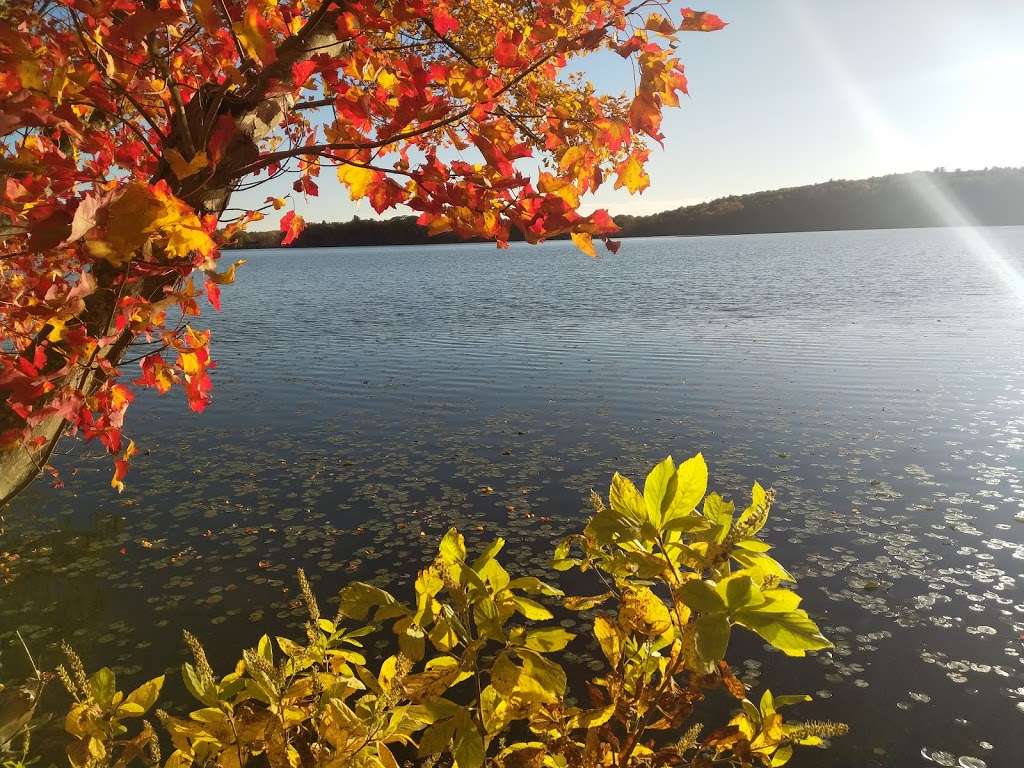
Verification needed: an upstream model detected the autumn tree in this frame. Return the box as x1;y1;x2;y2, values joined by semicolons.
0;0;725;504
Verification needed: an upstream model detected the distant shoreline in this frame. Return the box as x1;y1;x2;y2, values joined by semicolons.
229;167;1024;250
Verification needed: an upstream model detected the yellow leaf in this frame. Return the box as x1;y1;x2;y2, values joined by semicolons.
205;259;246;285
593;615;622;666
179;351;201;375
337;163;376;200
16;58;44;91
47;317;67;342
166;225;216;260
538;172;580;208
618;586;673;636
166;149;209;180
614;156;651;194
570;231;596;258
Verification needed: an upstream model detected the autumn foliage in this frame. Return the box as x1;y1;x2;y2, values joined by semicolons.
0;0;725;500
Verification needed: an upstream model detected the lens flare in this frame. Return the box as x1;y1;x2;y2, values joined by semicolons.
785;0;1024;303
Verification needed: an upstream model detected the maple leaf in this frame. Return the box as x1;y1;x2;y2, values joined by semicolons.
111;439;137;493
681;8;728;32
432;7;459;36
235;1;278;65
337;163;378;201
570;231;597;258
292;60;317;88
205;280;222;311
495;30;524;68
207;115;236;163
205;259;246;285
166;149;209;180
614;156;651;194
280;211;305;245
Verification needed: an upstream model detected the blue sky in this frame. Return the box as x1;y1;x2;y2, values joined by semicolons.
236;0;1024;227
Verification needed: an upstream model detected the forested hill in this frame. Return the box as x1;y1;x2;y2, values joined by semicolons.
232;167;1024;249
614;167;1024;238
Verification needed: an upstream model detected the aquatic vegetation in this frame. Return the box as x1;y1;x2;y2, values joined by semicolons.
10;455;845;767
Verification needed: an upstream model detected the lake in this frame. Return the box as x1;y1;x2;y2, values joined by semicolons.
3;226;1024;766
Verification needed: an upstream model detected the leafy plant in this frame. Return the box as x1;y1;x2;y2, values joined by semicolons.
54;454;845;767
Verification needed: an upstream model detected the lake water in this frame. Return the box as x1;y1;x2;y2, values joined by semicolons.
3;227;1024;766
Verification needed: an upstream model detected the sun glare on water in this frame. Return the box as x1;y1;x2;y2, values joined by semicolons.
786;1;1024;304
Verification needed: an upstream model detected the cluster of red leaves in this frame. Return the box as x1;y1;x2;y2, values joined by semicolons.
0;0;724;493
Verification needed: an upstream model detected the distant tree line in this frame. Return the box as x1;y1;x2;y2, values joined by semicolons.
230;167;1024;249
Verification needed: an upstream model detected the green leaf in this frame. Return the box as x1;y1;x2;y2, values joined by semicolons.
701;492;734;527
89;667;116;709
417;717;457;757
735;538;772;552
551;538;579;571
756;589;803;613
514;649;566;703
480;685;515;735
471;538;505;572
717;573;763;613
493;742;547;766
117;675;163;718
571;704;617;729
643;455;677;527
736;481;770;536
608;471;647;524
451;710;485;768
677;579;726;613
734;608;832;657
562;592;613;611
593;615;622;666
694;613;730;663
339;582;407;621
730;549;793;583
438;528;467;565
662;515;711;534
276;636;305;658
510;596;553;621
772;693;813;708
181;663;214;706
666;452;708;521
520;627;574;653
771;743;794;766
507;576;563;597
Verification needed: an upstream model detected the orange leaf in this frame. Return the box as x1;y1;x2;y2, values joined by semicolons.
681;8;727;32
614;156;650;194
571;231;597;258
166;149;209;180
234;1;277;65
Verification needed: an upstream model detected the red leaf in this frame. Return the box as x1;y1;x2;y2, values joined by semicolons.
205;280;222;311
495;30;523;68
207;115;236;164
432;7;459;36
292;60;317;88
279;211;305;246
681;8;727;32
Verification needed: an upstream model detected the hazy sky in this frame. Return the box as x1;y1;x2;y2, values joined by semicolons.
236;0;1024;226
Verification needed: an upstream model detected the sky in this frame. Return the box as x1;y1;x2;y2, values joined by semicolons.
235;0;1024;227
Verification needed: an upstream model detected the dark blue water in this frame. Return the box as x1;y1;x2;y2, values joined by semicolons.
3;227;1024;767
